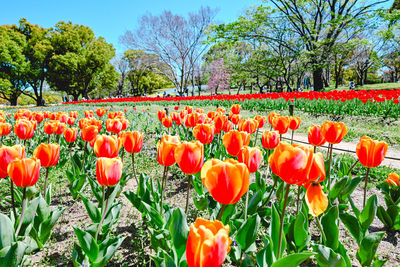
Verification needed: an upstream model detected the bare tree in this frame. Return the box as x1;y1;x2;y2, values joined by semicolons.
120;7;217;96
113;55;129;96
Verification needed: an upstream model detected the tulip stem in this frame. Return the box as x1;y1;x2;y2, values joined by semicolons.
160;165;168;214
314;146;317;153
277;183;290;260
43;167;50;201
315;217;326;243
327;144;333;191
10;180;17;219
347;159;359;176
296;185;301;215
291;130;294;144
363;168;370;208
244;190;249;219
260;176;278;208
185;175;191;213
48;134;51;143
254;128;259;146
217;204;227;221
81;142;87;171
132;153;138;184
96;186;110;242
15;187;26;237
0;135;3;146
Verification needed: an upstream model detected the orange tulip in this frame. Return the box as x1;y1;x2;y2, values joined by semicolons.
201;158;249;204
267;112;280;126
157;109;166;121
186;218;231;267
96;157;122;187
106;119;123;134
269;142;314;185
222;120;233;133
33;143;60;168
69;111;78;118
238;146;263;173
67;117;76;125
320;121;347;144
385;173;399;187
305;183;328;216
289;117;301;130
64;127;78;143
94;135;122;158
96;108;107;117
307;125;326;147
207;111;216;119
157;135;181;166
254;115;266;128
81;125;99;142
14;119;35;140
230;114;241;125
122;131;143;153
222;130;250;157
230;104;241;114
174;141;204;175
185;113;200;128
162;116;173;128
33;112;44;123
0;145;25;178
272;116;289;134
213;114;228;134
193;124;215;144
185;106;193;114
0;122;12;136
53;121;67;135
84;110;94;118
7;157;40;188
261;130;280;150
238;118;258;134
216;107;225;114
356;136;388;168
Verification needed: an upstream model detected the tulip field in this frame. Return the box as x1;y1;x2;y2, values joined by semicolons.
0;98;399;266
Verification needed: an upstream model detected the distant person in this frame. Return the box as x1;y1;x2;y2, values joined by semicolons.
349;81;355;90
42;98;45;106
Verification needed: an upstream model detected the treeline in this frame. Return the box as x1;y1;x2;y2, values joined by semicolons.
0;19;172;106
206;0;400;92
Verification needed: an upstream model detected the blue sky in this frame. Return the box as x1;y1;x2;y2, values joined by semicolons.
1;0;259;54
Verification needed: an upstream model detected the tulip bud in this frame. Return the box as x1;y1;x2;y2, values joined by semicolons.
7;157;40;187
96;157;122;187
33;143;60;167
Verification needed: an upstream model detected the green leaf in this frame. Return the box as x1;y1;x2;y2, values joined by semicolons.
73;227;99;262
0;214;14;249
169;208;189;260
329;176;349;200
315;245;346;267
256;236;275;267
142;202;164;228
18;197;39;236
339;213;362;243
270;204;286;259
360;195;377;233
293;211;309;249
193;196;208;211
95;236;125;266
356;232;385;266
80;194;101;223
0;242;27;267
271;251;316;267
236;214;260;251
321;206;339;250
376;206;393;228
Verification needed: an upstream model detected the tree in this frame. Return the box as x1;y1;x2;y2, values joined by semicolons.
268;0;386;90
47;21;115;101
0;25;29;105
14;18;52;106
207;58;232;94
112;54;129;96
120;7;217;95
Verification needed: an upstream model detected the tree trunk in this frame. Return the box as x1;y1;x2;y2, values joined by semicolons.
10;97;18;106
36;95;43;106
313;68;324;91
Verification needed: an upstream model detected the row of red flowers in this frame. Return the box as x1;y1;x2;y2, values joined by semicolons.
63;89;400;105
